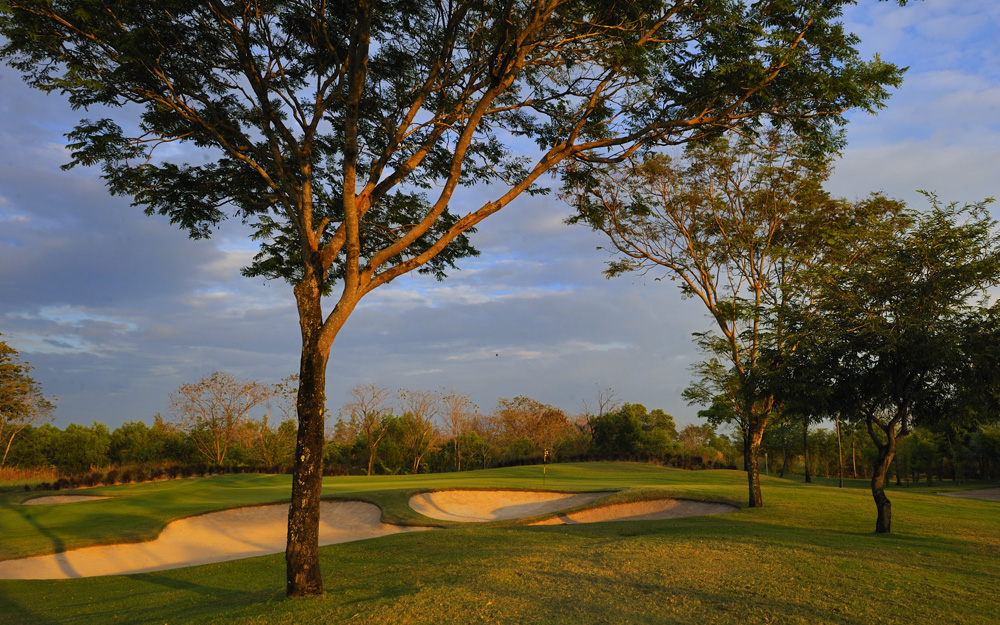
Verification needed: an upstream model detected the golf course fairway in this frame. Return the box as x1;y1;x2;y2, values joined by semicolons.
0;462;996;625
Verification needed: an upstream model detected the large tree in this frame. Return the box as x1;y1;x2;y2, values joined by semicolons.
793;195;1000;532
1;0;907;595
567;130;844;507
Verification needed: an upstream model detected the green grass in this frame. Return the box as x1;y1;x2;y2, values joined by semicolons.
0;462;997;625
773;471;1000;500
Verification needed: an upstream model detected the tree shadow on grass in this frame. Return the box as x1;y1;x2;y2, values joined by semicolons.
2;498;71;574
0;564;283;625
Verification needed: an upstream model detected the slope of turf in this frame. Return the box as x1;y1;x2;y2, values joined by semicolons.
0;462;996;625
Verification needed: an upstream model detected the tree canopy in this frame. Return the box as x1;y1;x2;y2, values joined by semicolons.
789;194;1000;532
566;130;845;507
0;334;54;467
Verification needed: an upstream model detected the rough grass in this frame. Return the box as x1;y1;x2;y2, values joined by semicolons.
0;462;997;625
0;466;58;491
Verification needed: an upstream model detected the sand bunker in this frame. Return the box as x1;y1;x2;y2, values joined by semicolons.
22;495;110;505
940;488;1000;502
0;500;430;580
532;499;737;525
409;490;608;522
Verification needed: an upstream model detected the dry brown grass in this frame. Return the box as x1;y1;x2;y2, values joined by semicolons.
0;465;58;488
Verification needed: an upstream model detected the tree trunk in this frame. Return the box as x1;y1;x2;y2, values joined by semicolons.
836;414;844;488
893;454;902;487
778;428;787;478
742;433;751;476
802;416;811;483
286;284;335;597
870;442;895;533
867;416;900;534
851;432;857;478
742;429;749;472
746;420;766;507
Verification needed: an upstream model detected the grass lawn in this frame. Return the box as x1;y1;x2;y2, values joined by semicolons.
0;462;997;624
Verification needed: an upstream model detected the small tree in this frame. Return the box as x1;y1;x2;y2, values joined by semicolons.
398;389;440;474
441;390;476;473
251;374;305;467
795;195;1000;532
170;371;271;465
343;383;393;476
468;412;502;470
493;396;571;458
0;334;55;466
579;385;621;446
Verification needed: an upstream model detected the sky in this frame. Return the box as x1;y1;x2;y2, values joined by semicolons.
1;0;999;431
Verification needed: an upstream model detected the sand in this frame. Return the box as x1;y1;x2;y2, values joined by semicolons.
409;490;609;522
22;495;110;505
4;491;739;580
0;500;431;580
940;488;1000;502
530;498;737;524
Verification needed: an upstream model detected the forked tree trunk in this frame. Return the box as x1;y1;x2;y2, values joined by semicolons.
871;443;895;533
286;283;336;597
868;417;900;534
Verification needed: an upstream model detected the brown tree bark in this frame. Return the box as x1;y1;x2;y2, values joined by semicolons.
285;355;328;594
285;281;338;597
867;414;901;534
870;442;895;533
747;419;766;507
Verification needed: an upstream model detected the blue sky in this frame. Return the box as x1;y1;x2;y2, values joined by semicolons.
1;0;998;430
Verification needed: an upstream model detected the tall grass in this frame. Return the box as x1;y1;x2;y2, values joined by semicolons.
0;466;58;490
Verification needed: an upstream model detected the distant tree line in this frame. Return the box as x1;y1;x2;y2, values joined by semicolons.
758;419;1000;484
5;346;1000;493
3;372;753;484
